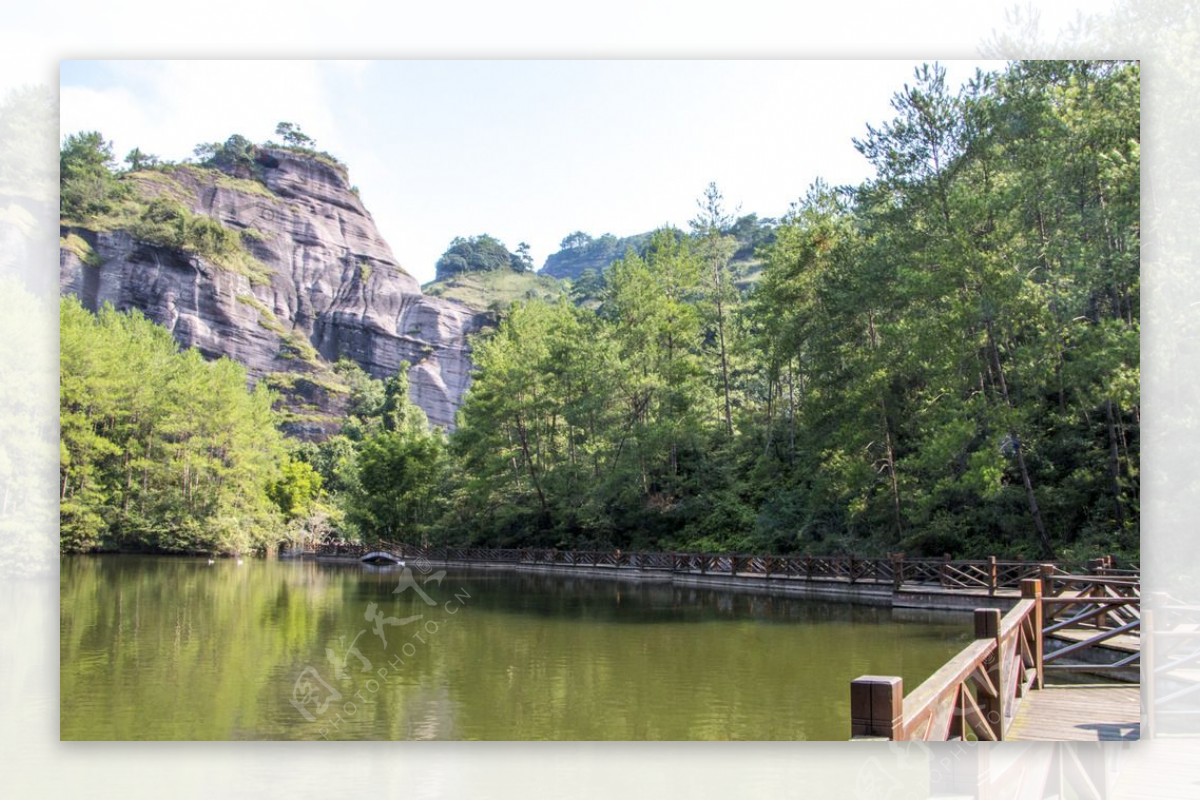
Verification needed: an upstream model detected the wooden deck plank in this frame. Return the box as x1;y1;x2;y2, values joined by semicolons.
1008;684;1141;741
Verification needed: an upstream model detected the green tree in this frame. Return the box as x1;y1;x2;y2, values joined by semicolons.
515;241;534;271
268;457;324;520
452;299;623;544
434;234;525;279
342;375;443;541
60;131;126;220
196;134;257;174
275;121;315;149
60;297;286;555
690;182;739;437
560;231;592;250
123;147;158;171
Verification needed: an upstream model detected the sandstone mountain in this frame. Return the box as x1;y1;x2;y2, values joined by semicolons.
59;146;487;435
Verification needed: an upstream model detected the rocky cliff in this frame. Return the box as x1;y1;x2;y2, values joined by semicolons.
59;147;487;434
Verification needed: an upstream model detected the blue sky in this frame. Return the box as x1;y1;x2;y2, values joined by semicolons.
61;59;1005;284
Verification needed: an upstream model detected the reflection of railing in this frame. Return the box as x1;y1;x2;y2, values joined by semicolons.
1042;573;1140;675
851;580;1044;741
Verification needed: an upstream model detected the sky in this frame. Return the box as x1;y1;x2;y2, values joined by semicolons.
60;59;1006;285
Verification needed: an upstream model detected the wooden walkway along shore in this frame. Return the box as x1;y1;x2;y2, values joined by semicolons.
1006;684;1141;741
851;575;1141;741
309;541;1130;599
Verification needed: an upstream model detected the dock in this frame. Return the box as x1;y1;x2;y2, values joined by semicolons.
851;574;1140;741
1007;684;1140;741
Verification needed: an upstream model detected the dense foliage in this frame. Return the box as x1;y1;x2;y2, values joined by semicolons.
434;234;532;280
60;297;288;554
291;361;450;545
440;61;1140;562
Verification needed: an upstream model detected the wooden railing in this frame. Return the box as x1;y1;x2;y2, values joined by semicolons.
851;579;1045;741
311;541;1132;594
1041;572;1140;675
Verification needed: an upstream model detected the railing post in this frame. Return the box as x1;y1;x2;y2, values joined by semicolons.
1039;563;1056;597
851;676;904;740
988;556;998;596
974;608;1004;739
891;553;904;591
1021;578;1044;689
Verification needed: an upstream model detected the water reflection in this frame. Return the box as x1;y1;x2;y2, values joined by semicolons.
61;555;971;740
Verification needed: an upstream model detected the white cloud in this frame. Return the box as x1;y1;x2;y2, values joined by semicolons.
60;60;340;163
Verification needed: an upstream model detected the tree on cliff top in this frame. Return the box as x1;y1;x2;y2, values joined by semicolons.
60;131;127;219
274;121;315;149
434;234;529;280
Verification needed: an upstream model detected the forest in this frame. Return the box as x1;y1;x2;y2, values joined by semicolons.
59;61;1139;563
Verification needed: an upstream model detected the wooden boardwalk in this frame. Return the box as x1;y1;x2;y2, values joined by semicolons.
851;576;1142;741
1008;684;1141;741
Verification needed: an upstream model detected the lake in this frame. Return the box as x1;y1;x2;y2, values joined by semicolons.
60;555;971;740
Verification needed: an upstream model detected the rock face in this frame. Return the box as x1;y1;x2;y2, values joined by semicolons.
59;148;488;432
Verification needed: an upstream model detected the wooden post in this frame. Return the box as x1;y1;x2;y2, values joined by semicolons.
850;676;904;739
1039;563;1056;597
730;555;739;576
1021;578;1044;689
974;608;1004;739
988;556;998;596
891;553;904;591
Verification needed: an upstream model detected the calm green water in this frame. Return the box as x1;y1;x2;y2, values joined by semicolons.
60;555;971;740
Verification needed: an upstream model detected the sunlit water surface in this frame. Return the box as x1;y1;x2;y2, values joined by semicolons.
60;555;971;740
